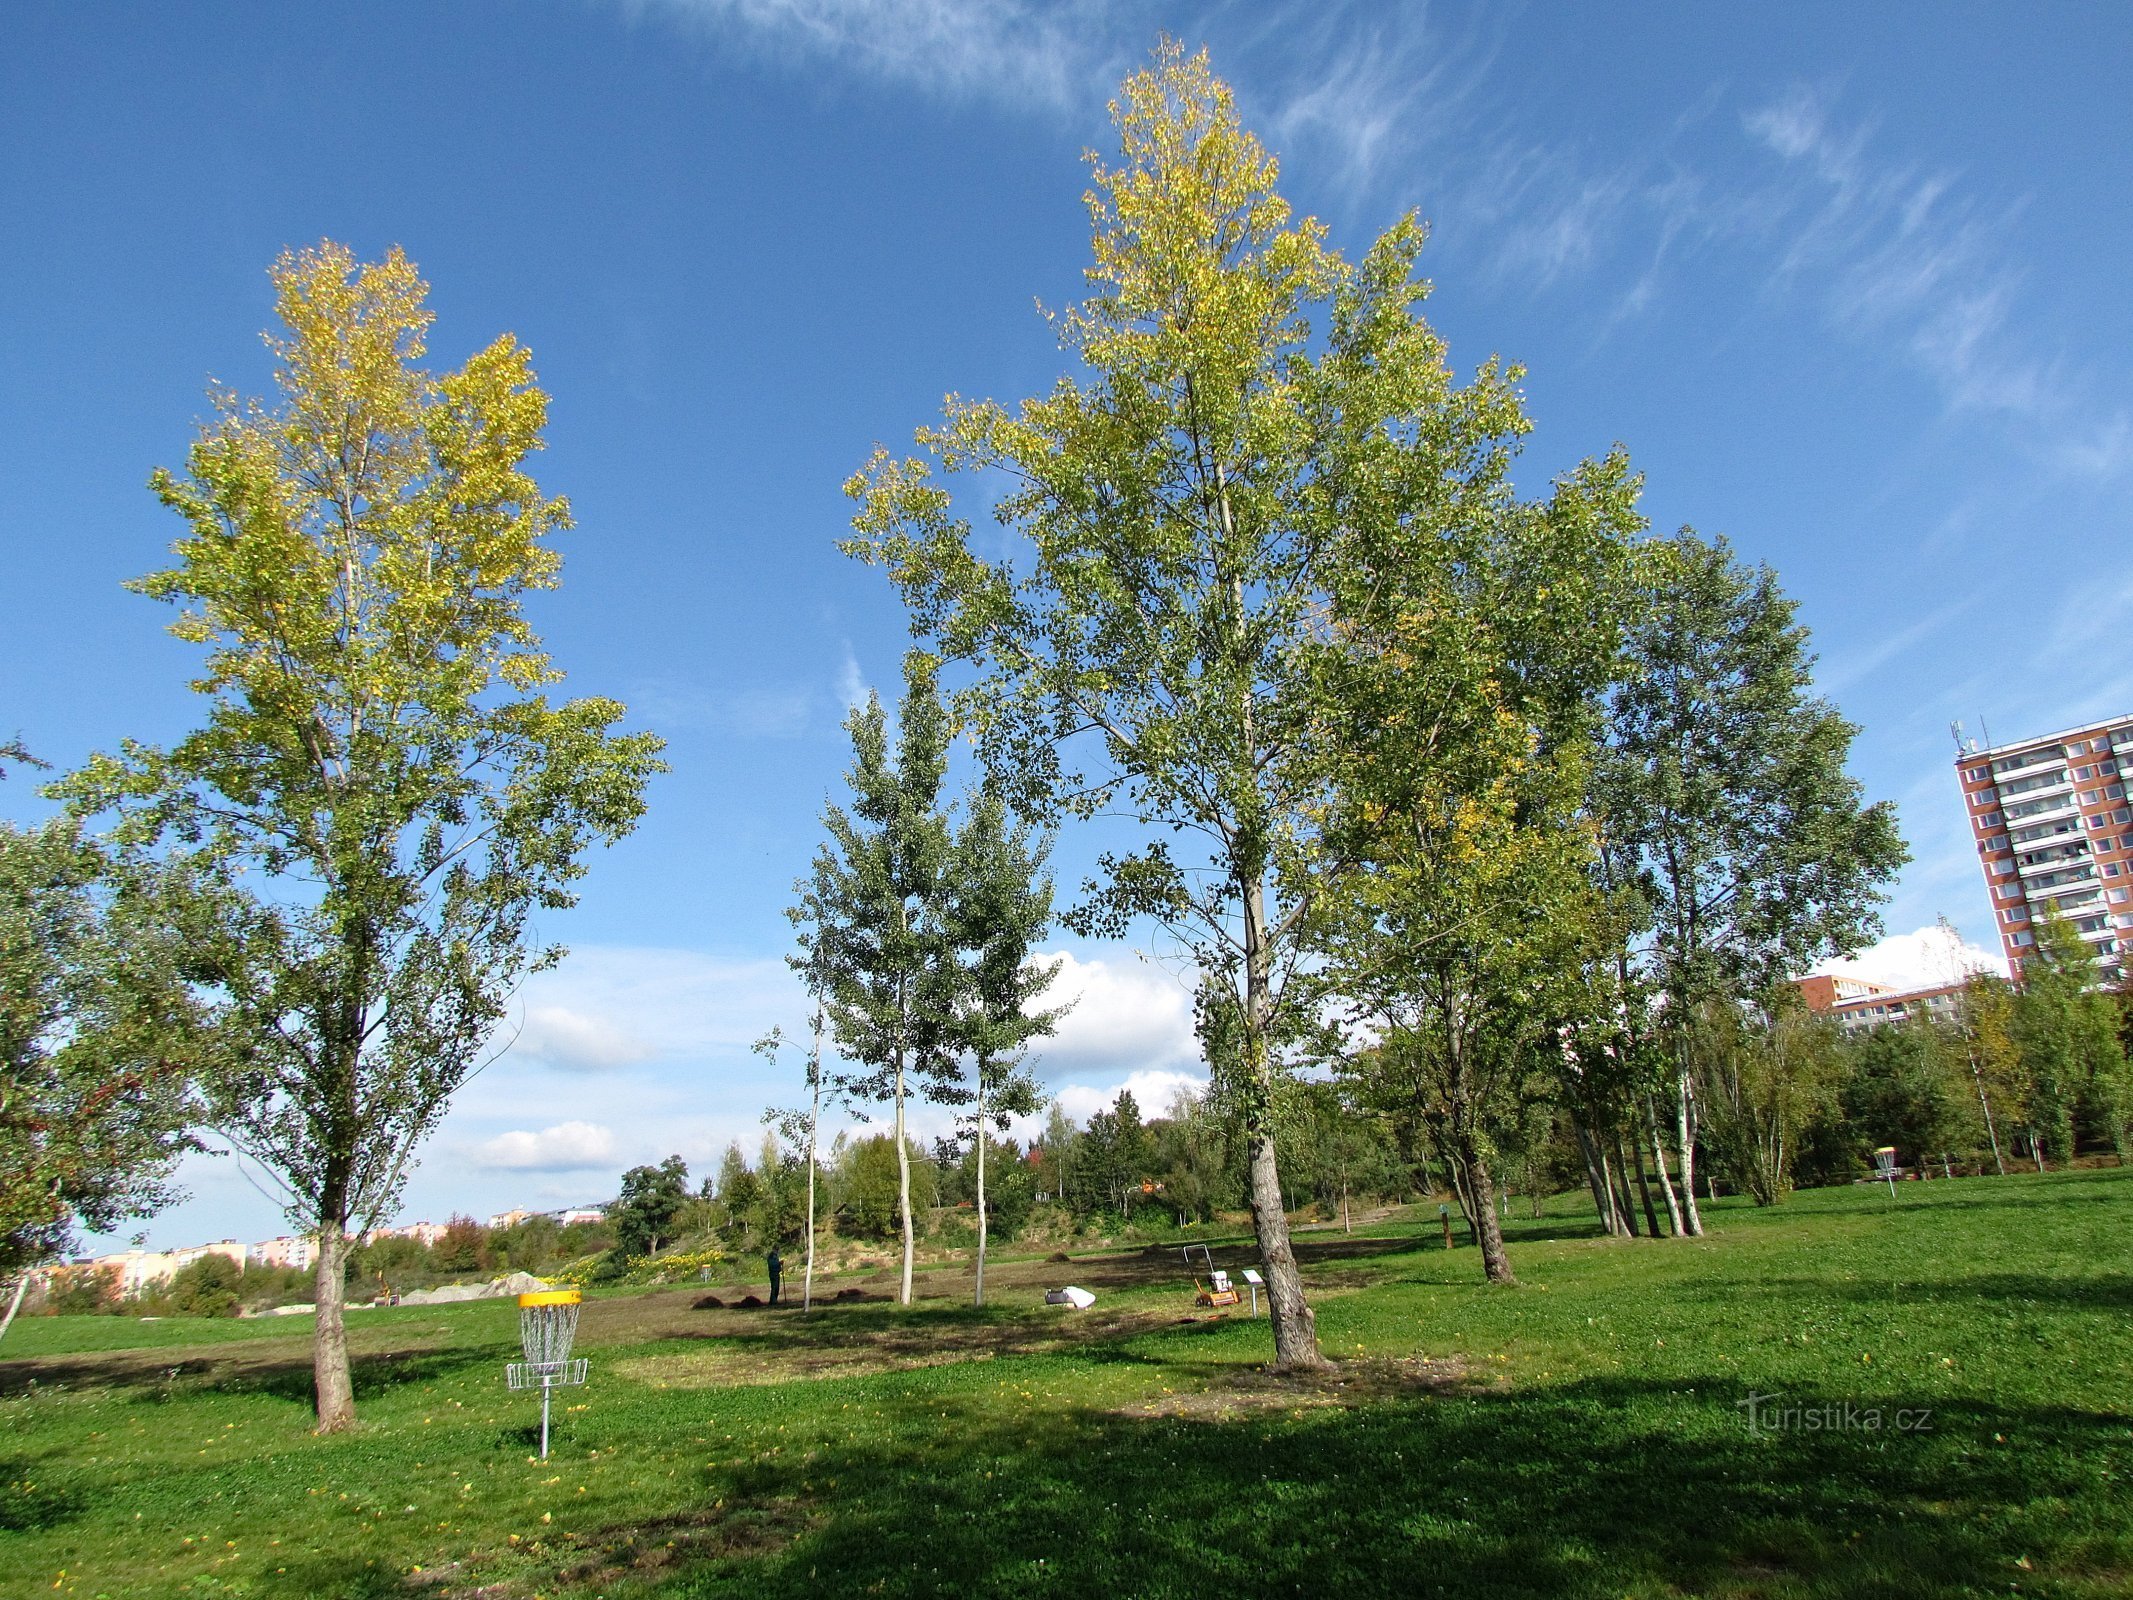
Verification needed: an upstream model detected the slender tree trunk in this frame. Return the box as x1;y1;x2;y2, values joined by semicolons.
974;1071;989;1309
804;1014;822;1313
1645;1092;1686;1236
0;1271;30;1349
1239;875;1320;1370
1676;1055;1705;1236
1628;1122;1665;1237
1964;1040;2006;1176
894;1054;914;1306
312;1221;356;1432
1609;1125;1642;1236
1463;1142;1517;1285
1573;1119;1616;1233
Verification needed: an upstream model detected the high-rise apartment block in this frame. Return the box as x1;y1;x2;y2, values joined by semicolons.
1956;715;2133;979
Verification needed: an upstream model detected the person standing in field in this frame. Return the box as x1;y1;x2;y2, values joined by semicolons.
767;1246;783;1307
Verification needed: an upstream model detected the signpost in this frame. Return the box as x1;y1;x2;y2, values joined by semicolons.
1241;1268;1264;1316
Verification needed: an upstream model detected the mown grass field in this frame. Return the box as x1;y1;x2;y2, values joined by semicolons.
3;1171;2129;1599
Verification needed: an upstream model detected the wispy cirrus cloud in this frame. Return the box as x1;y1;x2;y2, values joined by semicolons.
1815;597;1971;697
1739;84;2130;479
616;0;1127;115
628;675;825;739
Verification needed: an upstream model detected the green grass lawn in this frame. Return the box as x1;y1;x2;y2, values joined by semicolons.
4;1171;2129;1598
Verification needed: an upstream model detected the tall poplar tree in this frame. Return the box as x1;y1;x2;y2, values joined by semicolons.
61;244;664;1430
846;43;1590;1366
788;653;965;1306
1595;531;1906;1229
948;793;1062;1305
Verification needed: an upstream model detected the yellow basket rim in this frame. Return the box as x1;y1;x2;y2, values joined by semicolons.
518;1289;582;1307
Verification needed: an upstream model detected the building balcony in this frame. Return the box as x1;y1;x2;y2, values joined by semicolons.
2003;796;2080;826
1992;750;2070;782
2017;850;2092;877
1999;772;2073;802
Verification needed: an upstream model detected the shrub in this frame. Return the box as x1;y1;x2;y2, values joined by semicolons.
166;1254;243;1318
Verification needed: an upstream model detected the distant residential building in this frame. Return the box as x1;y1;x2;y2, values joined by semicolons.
555;1208;605;1227
1956;715;2133;980
248;1235;319;1271
1795;974;1965;1033
88;1239;246;1297
486;1208;534;1231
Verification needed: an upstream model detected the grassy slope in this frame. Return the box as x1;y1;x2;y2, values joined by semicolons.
2;1171;2128;1599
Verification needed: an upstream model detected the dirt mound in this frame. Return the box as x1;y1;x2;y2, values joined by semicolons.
692;1294;724;1309
831;1287;884;1303
1047;1251;1071;1263
737;1294;764;1308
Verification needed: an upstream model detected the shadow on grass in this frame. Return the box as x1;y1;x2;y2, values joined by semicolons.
0;1340;500;1404
543;1372;2131;1600
0;1454;83;1533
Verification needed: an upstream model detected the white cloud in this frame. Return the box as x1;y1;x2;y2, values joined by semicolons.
1815;597;1971;696
472;1121;620;1171
627;675;826;739
500;946;802;1071
619;0;1121;115
836;641;868;711
1025;948;1199;1077
1051;1066;1207;1125
1808;922;2007;989
1739;84;2130;478
512;1003;654;1072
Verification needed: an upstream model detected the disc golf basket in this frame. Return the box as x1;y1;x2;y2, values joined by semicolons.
506;1289;589;1459
1872;1146;1900;1200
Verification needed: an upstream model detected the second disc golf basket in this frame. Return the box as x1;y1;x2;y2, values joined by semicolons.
505;1288;589;1459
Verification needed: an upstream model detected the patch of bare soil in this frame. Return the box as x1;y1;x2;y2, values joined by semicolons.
1114;1354;1474;1420
612;1303;1182;1388
0;1323;470;1399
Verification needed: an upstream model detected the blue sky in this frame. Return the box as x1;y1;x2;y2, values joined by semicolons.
4;2;2128;1249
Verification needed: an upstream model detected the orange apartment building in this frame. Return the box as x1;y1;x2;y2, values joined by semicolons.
1795;973;1966;1031
1956;714;2133;981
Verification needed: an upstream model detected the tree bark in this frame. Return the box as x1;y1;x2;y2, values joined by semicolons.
804;1016;821;1314
312;1223;356;1432
1645;1091;1686;1236
974;1082;989;1309
1463;1142;1517;1285
1963;1039;2006;1176
1676;1057;1705;1236
1628;1122;1665;1237
894;1055;914;1306
0;1271;30;1349
1573;1119;1618;1234
1610;1126;1643;1237
1246;1130;1319;1366
1239;873;1320;1369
